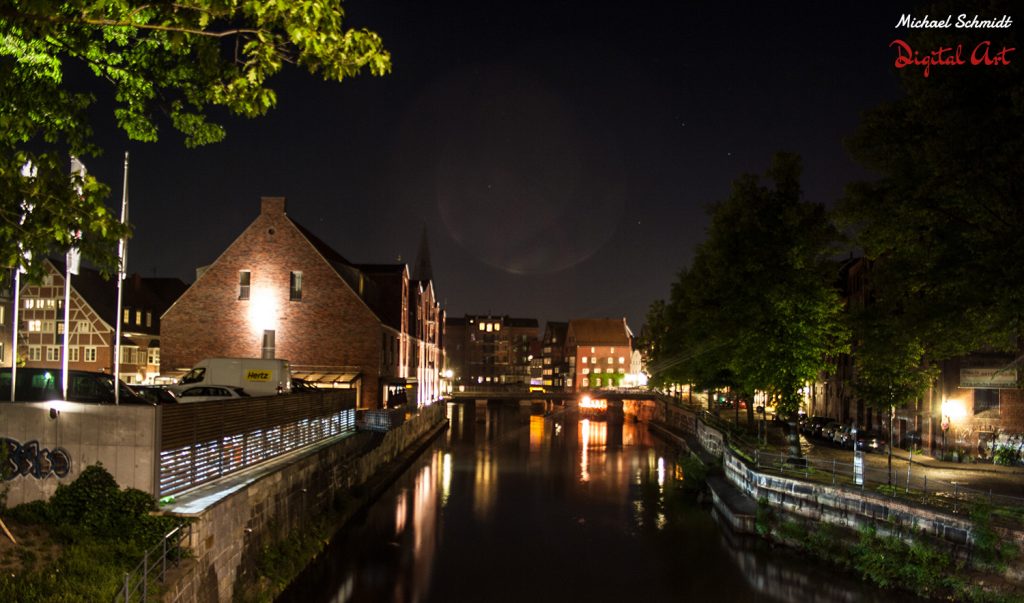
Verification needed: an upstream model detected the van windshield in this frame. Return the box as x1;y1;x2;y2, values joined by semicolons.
181;368;206;384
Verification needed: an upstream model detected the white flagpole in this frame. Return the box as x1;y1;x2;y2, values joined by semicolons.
114;152;129;404
64;158;87;400
10;268;20;402
11;162;35;401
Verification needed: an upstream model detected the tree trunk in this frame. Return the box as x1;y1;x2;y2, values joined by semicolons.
786;413;802;459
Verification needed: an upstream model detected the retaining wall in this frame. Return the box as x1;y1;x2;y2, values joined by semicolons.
164;402;447;603
652;402;1005;551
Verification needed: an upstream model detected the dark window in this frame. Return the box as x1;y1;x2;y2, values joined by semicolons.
289;271;302;301
181;367;206;384
974;388;999;413
239;271;250;300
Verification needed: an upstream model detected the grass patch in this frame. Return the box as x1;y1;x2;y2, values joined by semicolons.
0;465;184;603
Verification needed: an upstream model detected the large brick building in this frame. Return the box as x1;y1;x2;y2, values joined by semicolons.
160;197;443;408
444;315;538;386
565;318;633;392
3;258;187;383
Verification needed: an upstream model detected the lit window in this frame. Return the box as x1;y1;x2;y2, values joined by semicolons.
78;320;90;333
290;271;303;301
495;323;501;332
239;270;251;300
0;342;4;362
57;322;64;335
618;368;625;374
478;322;485;331
28;346;41;361
135;310;142;324
45;299;55;309
42;320;53;333
70;347;79;362
27;319;41;332
610;347;615;354
148;348;160;366
123;308;130;323
145;312;152;327
0;305;4;325
582;356;588;364
582;368;590;375
24;298;34;309
590;347;596;353
84;347;97;362
619;357;625;364
582;377;589;387
595;378;602;387
46;347;60;362
486;323;493;332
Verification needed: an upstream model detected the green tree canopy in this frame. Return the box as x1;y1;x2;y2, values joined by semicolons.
1;0;391;278
647;154;850;430
839;0;1022;362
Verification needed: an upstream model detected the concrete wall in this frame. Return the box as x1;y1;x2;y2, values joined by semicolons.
166;402;447;603
1;402;157;506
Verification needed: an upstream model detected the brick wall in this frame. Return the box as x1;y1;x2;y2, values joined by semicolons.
162;197;385;407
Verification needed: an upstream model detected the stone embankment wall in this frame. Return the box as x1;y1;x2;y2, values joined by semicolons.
165;402;447;603
650;401;1021;554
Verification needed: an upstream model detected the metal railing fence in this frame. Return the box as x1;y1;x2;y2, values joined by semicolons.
752;449;1024;512
115;523;191;603
158;390;357;497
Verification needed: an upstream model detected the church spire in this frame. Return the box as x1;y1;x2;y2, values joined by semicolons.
412;226;433;282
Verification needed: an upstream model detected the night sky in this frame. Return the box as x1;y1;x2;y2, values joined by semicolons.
78;0;926;330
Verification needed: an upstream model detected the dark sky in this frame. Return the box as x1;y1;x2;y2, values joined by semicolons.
80;0;923;330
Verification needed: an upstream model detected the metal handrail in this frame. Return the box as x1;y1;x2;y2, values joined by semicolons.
751;449;1024;511
116;523;192;603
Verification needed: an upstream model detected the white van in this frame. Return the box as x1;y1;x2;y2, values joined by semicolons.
174;358;291;397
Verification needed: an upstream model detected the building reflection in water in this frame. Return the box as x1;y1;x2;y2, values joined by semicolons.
283;402;903;603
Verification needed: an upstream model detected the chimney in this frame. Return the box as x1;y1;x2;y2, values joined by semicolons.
260;197;286;215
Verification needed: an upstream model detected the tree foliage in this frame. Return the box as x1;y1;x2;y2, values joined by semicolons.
839;0;1023;365
1;0;391;278
647;153;849;423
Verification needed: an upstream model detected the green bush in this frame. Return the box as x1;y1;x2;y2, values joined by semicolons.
0;464;184;602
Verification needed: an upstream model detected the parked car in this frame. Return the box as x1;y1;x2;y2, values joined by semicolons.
900;430;922;450
0;368;152;405
832;424;855;448
801;416;831;438
820;422;842;443
290;377;319;392
856;429;887;453
132;385;179;405
174;385;250;403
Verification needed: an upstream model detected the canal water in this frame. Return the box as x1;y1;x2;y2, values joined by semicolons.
278;402;900;603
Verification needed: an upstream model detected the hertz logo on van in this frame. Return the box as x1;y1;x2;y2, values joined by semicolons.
245;370;273;382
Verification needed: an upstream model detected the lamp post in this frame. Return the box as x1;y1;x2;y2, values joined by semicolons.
941;414;950;461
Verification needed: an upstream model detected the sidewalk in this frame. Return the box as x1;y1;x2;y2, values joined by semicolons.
889;447;1024;476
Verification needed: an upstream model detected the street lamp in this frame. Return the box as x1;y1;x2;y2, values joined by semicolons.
940;398;965;461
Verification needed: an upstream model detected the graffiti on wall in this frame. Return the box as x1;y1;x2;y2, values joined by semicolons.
1;438;72;480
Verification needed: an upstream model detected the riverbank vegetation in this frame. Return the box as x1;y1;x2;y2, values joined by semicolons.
0;465;181;602
755;498;1023;602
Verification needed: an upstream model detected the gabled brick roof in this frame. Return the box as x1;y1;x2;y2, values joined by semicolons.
566;318;632;347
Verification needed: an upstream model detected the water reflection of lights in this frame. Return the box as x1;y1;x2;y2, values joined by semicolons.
441;452;452;506
330;573;354;603
578;419;608;483
580;419;590;482
474;448;496;519
394;489;408;537
529;415;544;452
657;456;665;489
